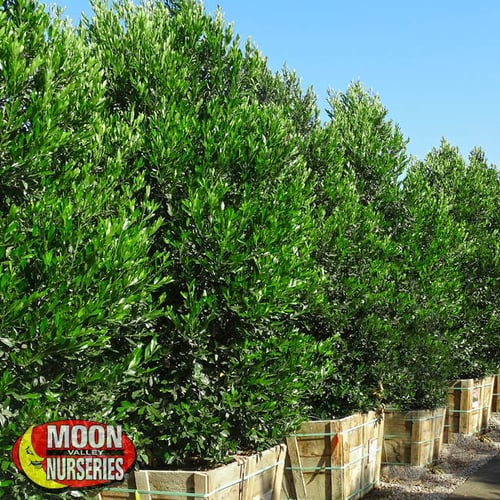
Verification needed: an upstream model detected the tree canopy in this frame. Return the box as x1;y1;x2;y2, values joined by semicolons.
1;1;498;497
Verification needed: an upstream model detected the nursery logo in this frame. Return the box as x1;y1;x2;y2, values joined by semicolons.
12;420;135;491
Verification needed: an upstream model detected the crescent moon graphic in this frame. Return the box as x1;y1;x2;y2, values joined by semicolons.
16;425;66;490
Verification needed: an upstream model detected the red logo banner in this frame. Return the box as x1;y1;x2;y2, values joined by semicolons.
12;420;135;491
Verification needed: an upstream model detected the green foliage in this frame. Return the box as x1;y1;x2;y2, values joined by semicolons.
83;0;327;468
391;158;466;408
415;140;500;378
0;0;105;211
326;81;409;211
1;1;170;495
309;89;413;414
1;0;499;497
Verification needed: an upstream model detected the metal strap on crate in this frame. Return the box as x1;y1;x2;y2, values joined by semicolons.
447;405;490;413
450;382;494;390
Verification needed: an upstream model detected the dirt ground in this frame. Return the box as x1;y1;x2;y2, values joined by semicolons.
365;413;500;499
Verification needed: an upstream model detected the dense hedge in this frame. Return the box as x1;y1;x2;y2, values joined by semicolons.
1;0;499;497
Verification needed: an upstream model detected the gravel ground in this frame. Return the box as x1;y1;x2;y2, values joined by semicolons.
365;412;500;499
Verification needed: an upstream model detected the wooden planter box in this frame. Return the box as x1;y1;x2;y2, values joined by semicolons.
444;376;495;443
492;371;500;413
281;412;384;500
381;407;446;466
98;444;286;500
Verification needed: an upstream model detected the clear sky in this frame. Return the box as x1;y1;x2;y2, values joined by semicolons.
47;0;500;166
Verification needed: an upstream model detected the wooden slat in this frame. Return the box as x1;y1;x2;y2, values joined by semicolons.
145;470;195;500
480;376;494;431
193;472;209;500
271;445;286;500
492;372;500;413
135;471;153;500
330;420;341;500
285;436;307;500
242;454;255;500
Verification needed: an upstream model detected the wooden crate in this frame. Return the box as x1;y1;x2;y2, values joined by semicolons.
492;371;500;413
99;444;286;500
444;376;495;443
381;407;446;466
281;412;384;500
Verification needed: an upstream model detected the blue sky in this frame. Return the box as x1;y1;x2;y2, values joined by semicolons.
47;0;500;166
